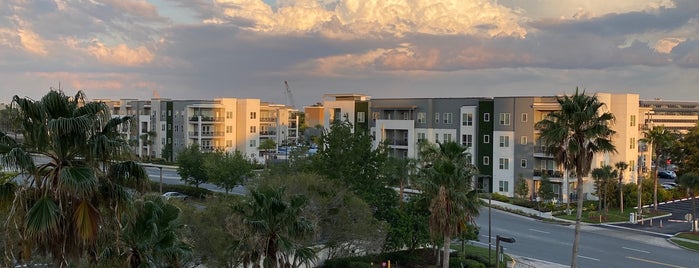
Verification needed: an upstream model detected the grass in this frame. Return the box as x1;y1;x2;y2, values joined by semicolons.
670;239;699;251
555;207;669;223
450;242;512;268
676;232;699;241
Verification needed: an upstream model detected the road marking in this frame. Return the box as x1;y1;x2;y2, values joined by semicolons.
622;247;650;254
578;255;599;261
528;228;550;234
626;256;686;268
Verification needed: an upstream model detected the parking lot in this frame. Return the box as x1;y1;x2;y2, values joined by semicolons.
612;195;699;235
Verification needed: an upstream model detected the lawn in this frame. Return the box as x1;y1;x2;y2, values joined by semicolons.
671;232;699;251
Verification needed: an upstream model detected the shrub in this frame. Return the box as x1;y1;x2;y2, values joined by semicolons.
462;259;486;268
491;193;509;203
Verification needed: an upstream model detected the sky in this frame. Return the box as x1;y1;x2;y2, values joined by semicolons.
1;0;698;107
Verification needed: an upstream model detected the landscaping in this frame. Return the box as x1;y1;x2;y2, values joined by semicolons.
323;245;511;268
671;233;699;251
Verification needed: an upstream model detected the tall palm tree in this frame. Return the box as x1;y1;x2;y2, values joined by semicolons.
419;141;478;268
592;165;615;212
234;186;314;268
640;126;674;212
679;173;699;233
0;90;149;266
614;161;629;213
535;89;616;268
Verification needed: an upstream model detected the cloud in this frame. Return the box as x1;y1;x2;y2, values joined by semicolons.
207;0;527;38
654;37;686;53
84;41;155;66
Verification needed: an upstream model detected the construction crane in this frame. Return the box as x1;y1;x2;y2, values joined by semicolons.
284;81;296;108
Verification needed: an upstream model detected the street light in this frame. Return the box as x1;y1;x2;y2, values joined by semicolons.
495;235;516;268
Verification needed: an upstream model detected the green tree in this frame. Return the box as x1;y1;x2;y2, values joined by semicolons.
538;177;555;203
592;165;616;212
383;156;417;207
418;141;479;268
640;126;675;212
0;90;149;266
205;150;254;194
680;126;699;176
176;144;208;188
515;174;530;199
258;138;277;166
119;196;192;267
614;161;629;213
535;88;616;268
234;186;314;268
679;173;699;232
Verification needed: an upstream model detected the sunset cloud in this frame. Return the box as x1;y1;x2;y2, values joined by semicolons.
85;41;155;66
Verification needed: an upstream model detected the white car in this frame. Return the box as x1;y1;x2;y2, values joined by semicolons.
162;192;188;200
661;182;678;190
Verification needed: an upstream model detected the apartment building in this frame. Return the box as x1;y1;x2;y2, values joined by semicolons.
100;97;298;163
321;94;370;132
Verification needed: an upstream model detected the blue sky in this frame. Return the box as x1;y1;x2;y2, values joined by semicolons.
1;0;698;107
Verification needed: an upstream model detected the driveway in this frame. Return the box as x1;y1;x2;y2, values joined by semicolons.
608;197;698;236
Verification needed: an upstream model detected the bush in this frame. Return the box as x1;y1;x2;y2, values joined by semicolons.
323;256;374;268
462;259;486;268
491;193;509;203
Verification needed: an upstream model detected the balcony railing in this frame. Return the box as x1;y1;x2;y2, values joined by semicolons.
188;131;224;136
387;139;409;146
189;116;224;122
260;131;277;135
533;169;564;178
260;118;276;122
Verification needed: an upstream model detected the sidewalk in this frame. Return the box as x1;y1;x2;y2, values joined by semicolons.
483;199;558;221
512;256;568;268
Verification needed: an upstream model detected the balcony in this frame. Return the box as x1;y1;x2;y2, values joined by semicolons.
533;169;564;178
188;131;224;137
533;146;554;158
260;117;276;122
189;116;224;122
387;139;409;146
260;131;277;136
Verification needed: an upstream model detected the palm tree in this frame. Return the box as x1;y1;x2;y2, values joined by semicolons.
0;90;149;266
535;89;616;268
640;126;674;212
419;141;479;268
679;173;699;233
121;196;192;267
384;156;417;207
234;186;314;268
614;161;629;213
592;165;615;212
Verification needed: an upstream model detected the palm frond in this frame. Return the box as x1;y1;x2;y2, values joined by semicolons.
26;196;60;241
74;199;100;241
59;165;97;198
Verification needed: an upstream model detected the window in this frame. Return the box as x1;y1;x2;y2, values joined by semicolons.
168;110;171;116
484;113;490;122
250;112;257;119
462;134;473;148
630;160;635;171
630;137;636;149
402;112;409;120
161;138;165;145
249;139;256;147
435;113;440;124
484;135;490;143
462;113;473;126
499;113;511;125
499;181;509;192
357;112;365;123
167;124;171;130
499;136;510;147
161;124;165;131
521;159;527;168
443;113;452;124
630;115;636;127
167;138;171;144
435;133;439;143
250;126;256;133
226;126;232;133
521;113;528;122
483;156;490;165
226;140;232;147
226;112;233;119
444;133;452;142
417;132;426;142
417;112;426;123
372;112;379;121
520;136;528;145
499;158;509;170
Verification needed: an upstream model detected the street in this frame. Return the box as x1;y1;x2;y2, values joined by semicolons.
144;165;247;196
475;208;699;267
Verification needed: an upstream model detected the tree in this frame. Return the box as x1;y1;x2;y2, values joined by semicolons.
679;173;699;232
515;174;530;199
640;126;674;212
592;166;615;212
234;186;314;268
383;156;417;206
614;161;629;213
205;150;254;194
0;90;149;266
119;196;192;267
418;141;479;268
538;177;555;203
535;88;616;268
176;144;208;188
680;126;699;176
258;138;277;166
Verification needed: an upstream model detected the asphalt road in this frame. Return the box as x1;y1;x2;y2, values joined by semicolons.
144;166;247;196
475;207;699;268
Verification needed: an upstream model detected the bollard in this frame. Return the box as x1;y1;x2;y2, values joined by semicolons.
650;218;653;227
660;220;663;228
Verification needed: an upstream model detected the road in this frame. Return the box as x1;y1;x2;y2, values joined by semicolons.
475;208;699;268
144;166;247;196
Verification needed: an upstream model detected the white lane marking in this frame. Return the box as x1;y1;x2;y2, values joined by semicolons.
528;228;550;234
623;246;650;254
578;255;600;261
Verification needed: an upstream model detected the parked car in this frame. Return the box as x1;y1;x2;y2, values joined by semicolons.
162;192;188;200
658;170;677;179
662;182;678;190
